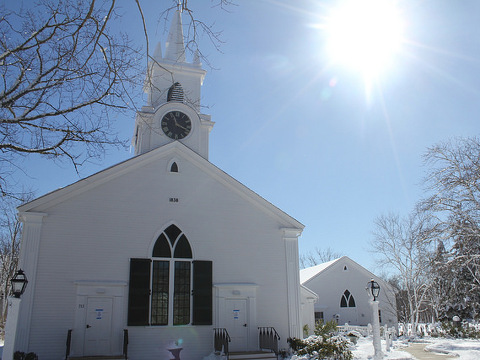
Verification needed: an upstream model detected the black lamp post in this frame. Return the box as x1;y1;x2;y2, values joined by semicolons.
366;278;383;360
11;269;28;298
366;278;380;301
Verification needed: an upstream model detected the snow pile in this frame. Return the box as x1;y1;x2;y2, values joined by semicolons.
425;339;480;360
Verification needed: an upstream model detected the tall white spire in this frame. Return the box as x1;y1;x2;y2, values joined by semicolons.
152;42;162;62
165;9;186;62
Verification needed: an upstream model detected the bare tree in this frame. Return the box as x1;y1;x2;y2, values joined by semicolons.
300;247;343;269
0;0;144;198
420;136;480;319
1;0;234;200
370;212;434;335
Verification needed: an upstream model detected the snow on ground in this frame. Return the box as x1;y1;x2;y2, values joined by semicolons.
2;337;480;359
350;336;413;359
349;336;480;360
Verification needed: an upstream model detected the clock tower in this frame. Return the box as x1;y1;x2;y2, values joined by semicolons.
133;9;214;159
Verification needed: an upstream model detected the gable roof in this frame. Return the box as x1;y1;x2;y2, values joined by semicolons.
300;258;340;283
18;141;304;230
300;256;393;292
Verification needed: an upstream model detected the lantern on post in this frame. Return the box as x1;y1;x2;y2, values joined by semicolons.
366;278;383;360
366;279;380;301
11;269;28;298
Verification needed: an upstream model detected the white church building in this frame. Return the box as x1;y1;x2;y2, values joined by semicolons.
5;10;307;360
300;256;398;329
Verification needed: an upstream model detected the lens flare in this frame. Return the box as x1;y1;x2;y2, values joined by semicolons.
325;0;404;79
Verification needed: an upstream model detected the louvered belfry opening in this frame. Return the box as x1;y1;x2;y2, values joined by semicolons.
167;82;184;103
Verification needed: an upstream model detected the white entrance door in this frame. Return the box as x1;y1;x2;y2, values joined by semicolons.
84;297;113;356
225;299;248;351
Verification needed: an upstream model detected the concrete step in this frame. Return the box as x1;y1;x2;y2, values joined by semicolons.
68;356;126;360
229;351;277;360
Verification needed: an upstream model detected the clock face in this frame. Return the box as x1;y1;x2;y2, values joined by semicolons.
161;111;192;140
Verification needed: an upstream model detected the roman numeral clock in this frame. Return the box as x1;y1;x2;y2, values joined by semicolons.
161;111;192;140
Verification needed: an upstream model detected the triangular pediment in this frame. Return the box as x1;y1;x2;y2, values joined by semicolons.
19;142;304;230
300;256;392;292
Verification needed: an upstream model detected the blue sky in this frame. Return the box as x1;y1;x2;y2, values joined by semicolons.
15;0;480;273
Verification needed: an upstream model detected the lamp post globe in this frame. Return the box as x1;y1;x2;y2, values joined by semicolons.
11;269;28;298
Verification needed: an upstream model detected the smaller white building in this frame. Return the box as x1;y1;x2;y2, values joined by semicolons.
300;256;397;329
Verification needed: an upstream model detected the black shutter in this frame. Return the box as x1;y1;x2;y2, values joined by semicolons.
128;258;151;326
192;260;213;325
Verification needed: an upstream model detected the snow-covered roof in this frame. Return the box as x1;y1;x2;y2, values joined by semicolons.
299;257;341;284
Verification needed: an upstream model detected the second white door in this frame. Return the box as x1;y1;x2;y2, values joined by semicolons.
225;299;248;351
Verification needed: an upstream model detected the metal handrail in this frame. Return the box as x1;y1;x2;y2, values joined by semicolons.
258;327;280;354
123;329;129;359
65;329;72;360
214;328;231;359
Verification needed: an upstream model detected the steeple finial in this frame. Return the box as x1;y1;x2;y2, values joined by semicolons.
165;8;186;62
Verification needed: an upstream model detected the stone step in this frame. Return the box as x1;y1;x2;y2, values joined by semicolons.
229;351;277;360
68;356;126;360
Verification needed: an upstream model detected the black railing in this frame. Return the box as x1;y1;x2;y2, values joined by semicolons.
214;328;231;358
65;329;72;360
123;329;129;359
258;327;280;354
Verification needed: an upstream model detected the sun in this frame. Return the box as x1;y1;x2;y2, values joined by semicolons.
325;0;404;80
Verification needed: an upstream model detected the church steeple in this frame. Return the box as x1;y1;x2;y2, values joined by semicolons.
132;9;214;159
165;9;186;63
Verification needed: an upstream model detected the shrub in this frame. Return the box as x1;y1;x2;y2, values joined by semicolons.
278;348;290;359
441;321;480;339
287;320;352;359
25;352;39;360
14;352;25;360
288;335;352;360
13;351;39;360
314;320;338;337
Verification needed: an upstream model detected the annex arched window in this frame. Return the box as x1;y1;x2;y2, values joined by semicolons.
340;290;356;308
167;82;184;103
128;225;212;327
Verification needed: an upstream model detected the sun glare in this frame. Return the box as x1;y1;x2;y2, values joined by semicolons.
325;0;404;80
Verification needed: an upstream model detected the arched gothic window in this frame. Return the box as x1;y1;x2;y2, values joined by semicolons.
128;225;212;327
151;225;192;325
340;290;356;308
167;82;184;103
